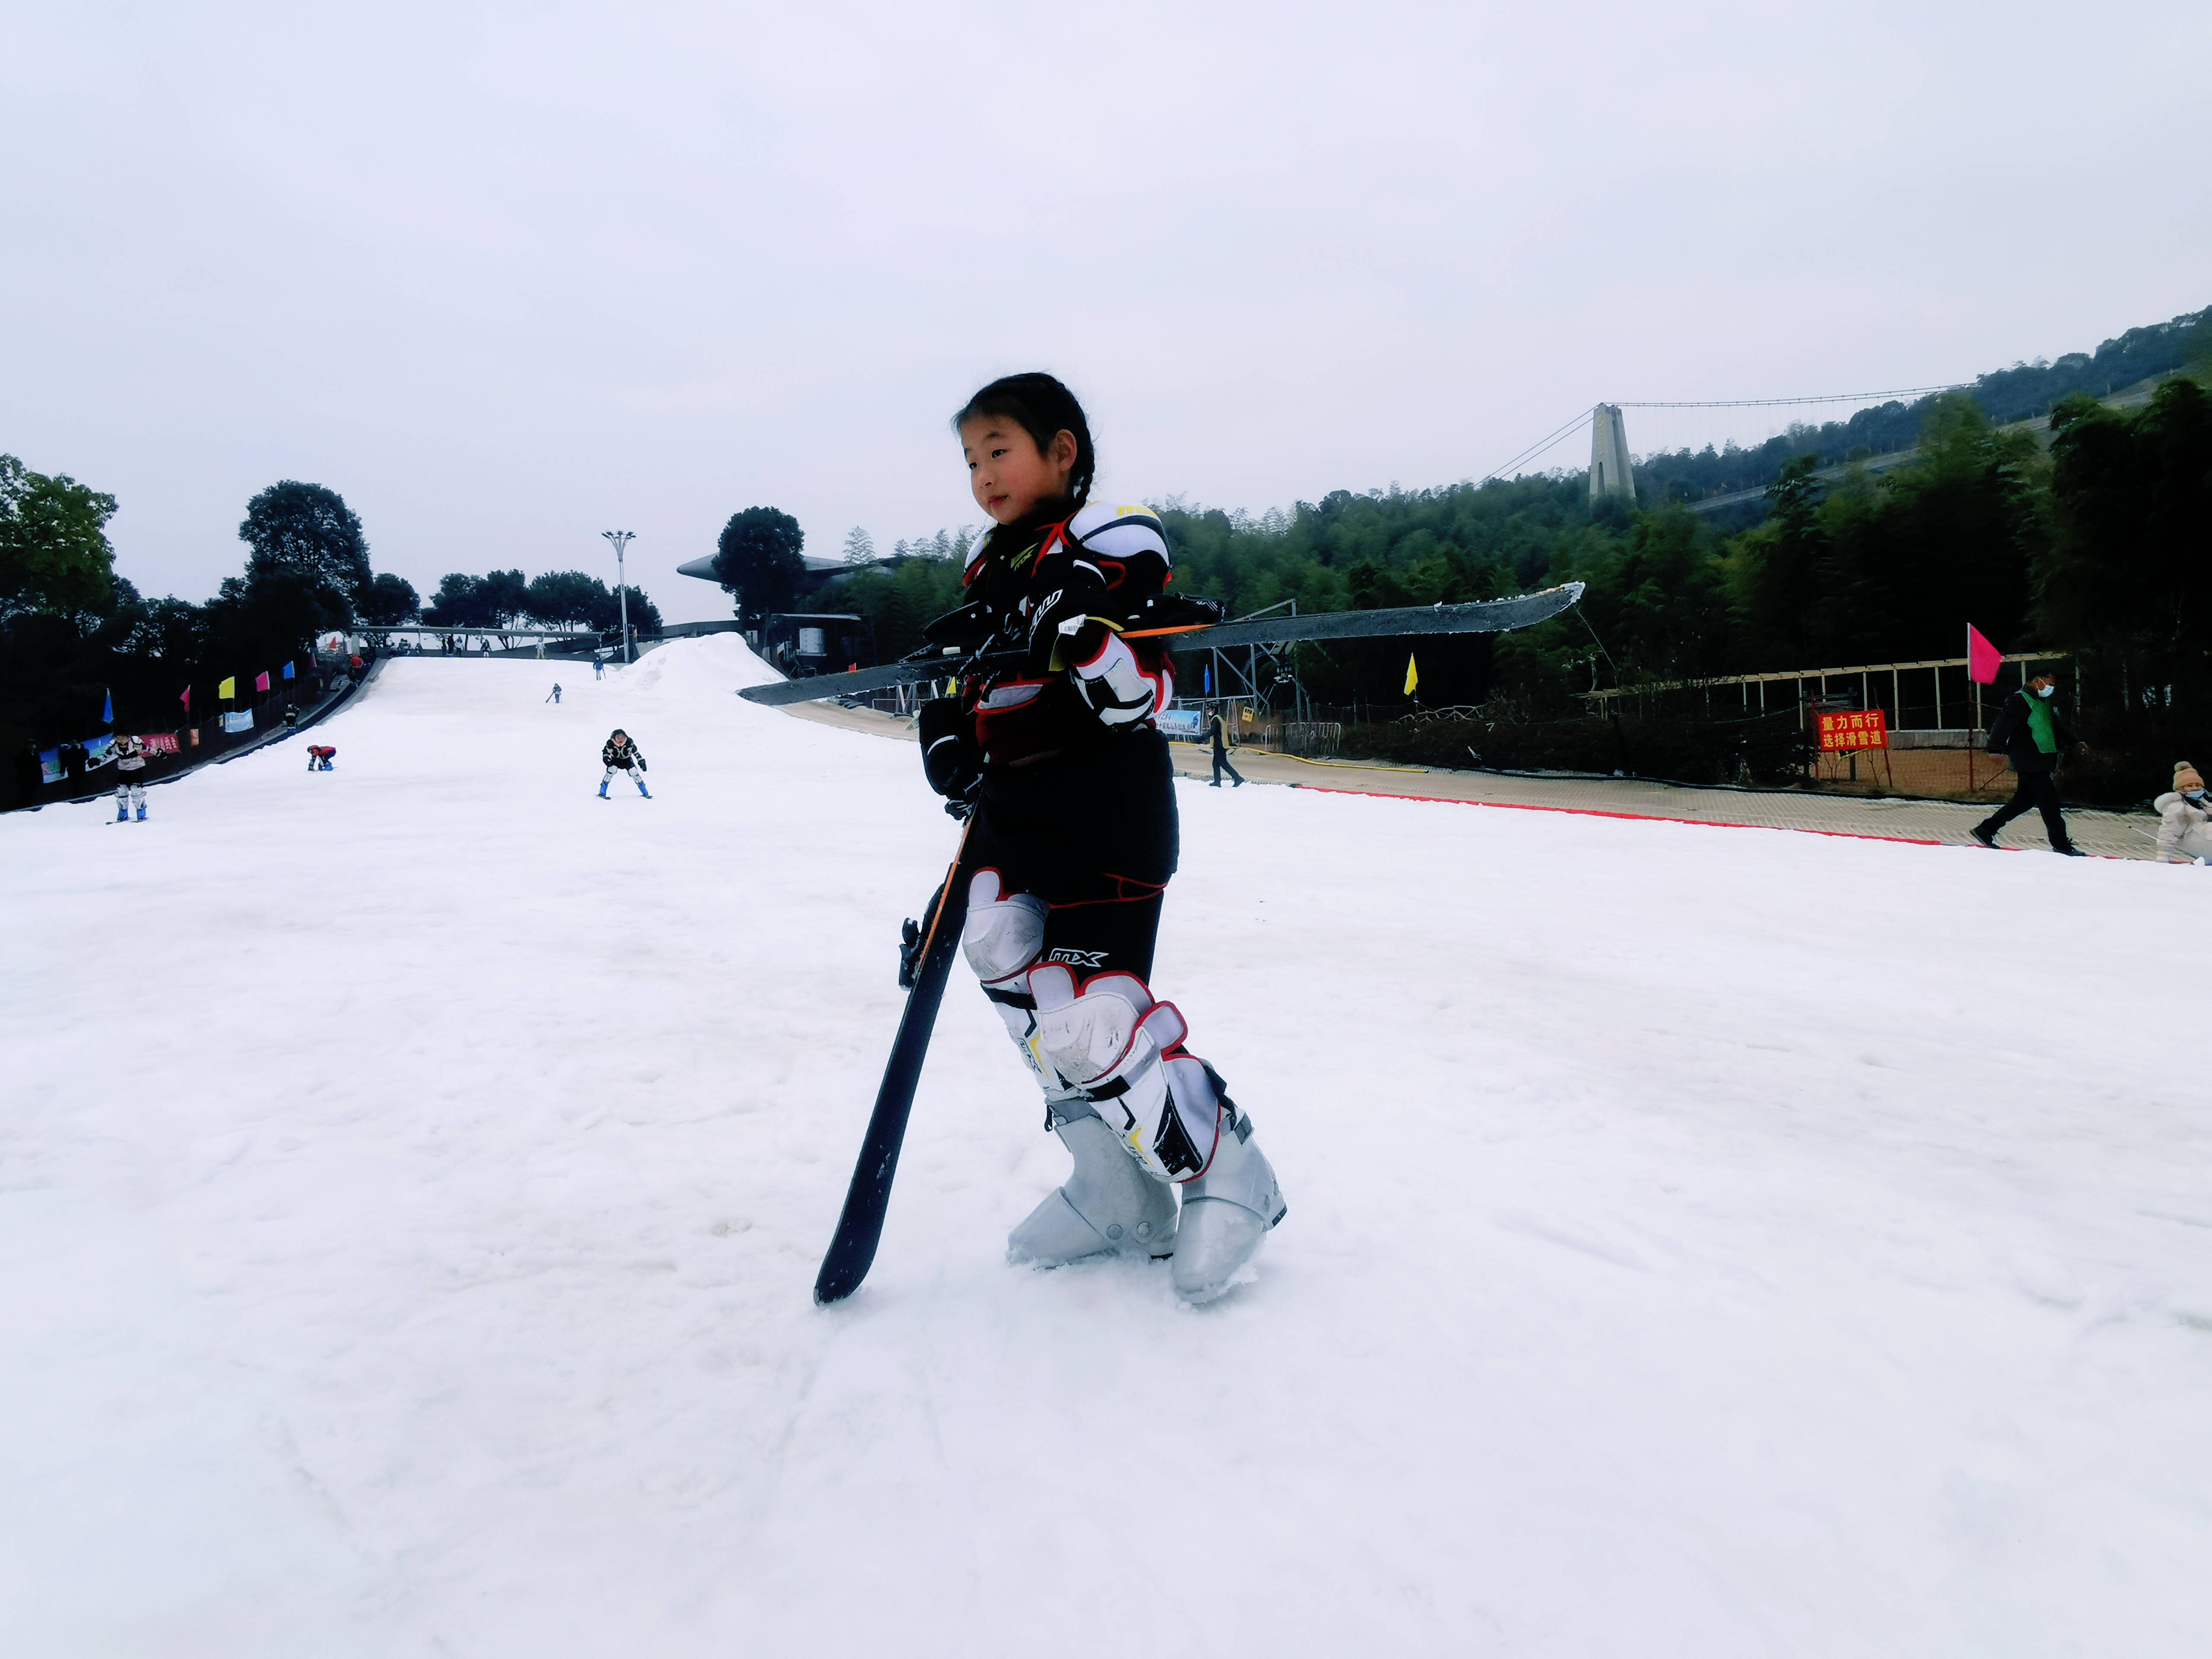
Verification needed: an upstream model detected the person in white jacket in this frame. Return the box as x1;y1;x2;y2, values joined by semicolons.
111;733;150;822
2156;761;2211;864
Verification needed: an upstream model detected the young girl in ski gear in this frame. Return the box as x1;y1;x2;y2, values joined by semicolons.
918;372;1284;1304
112;734;149;820
2157;762;2211;864
307;745;336;770
601;730;649;798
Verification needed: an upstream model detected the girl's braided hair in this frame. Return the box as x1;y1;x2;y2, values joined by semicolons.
953;372;1096;510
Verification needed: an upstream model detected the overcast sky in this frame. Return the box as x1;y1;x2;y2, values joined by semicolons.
5;1;2207;624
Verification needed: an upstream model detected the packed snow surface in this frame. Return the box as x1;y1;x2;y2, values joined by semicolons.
4;636;2208;1657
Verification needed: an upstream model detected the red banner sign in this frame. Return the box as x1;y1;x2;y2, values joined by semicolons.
1816;709;1888;751
139;732;181;754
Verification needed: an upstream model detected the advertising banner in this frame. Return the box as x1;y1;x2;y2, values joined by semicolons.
222;711;255;734
1816;709;1889;752
36;736;116;784
1155;709;1207;741
139;732;181;754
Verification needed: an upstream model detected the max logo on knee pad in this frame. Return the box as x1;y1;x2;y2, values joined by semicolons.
1045;947;1107;968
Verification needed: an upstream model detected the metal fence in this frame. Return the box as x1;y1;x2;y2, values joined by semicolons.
1582;651;2072;737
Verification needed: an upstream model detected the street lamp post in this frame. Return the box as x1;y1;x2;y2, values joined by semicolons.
601;531;635;663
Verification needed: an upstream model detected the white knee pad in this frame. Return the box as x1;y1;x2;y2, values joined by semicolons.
1028;964;1151;1083
963;871;1064;1090
1029;965;1220;1182
962;871;1047;989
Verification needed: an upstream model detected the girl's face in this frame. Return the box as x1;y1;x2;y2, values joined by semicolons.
960;416;1077;524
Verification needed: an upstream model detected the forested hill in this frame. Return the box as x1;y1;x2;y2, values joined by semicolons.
1634;305;2211;504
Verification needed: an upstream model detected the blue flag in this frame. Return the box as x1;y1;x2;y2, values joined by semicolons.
283;661;296;680
102;688;113;726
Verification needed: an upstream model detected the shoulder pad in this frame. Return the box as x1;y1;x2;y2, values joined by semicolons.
1068;502;1170;566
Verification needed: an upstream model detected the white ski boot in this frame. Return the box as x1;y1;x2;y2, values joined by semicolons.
1171;1113;1285;1304
1008;1106;1178;1268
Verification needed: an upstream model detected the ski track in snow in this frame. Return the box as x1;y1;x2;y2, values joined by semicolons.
3;636;2207;1657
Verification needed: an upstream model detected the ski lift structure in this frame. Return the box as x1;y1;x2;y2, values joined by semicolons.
759;613;871;681
357;624;598;656
1172;598;1313;737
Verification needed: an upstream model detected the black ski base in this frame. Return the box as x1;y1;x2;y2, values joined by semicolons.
814;838;975;1305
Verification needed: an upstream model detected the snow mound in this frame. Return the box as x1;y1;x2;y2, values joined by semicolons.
3;642;2208;1656
600;629;783;703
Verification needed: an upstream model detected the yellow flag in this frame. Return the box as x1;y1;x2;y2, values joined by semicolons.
1403;653;1418;696
218;676;235;699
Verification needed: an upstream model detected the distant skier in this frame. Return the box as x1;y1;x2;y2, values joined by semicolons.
547;683;563;705
1209;709;1245;788
593;653;607;680
600;729;649;798
112;733;149;821
307;744;336;771
914;372;1283;1304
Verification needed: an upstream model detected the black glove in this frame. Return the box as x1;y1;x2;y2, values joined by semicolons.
918;697;981;807
1022;568;1111;677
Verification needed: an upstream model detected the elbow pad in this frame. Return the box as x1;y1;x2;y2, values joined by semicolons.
1069;632;1169;730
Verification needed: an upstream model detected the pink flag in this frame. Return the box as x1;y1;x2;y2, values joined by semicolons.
179;685;191;713
1967;624;2002;685
255;670;271;693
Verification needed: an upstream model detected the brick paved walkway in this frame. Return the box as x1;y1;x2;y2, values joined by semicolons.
780;701;2168;861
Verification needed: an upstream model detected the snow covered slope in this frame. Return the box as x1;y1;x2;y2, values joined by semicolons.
4;636;2208;1657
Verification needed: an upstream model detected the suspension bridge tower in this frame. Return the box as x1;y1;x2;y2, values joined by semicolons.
1589;404;1637;505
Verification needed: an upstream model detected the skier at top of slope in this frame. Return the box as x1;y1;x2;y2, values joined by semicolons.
916;371;1285;1304
600;729;649;799
112;733;151;822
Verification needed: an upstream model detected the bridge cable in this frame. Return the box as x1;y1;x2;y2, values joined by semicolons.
1611;384;1967;410
1478;406;1595;484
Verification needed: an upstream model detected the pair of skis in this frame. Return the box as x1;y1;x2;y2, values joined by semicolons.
804;582;1584;1304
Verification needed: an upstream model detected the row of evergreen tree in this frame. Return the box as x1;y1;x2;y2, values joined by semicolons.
1633;306;2212;503
414;569;661;636
1151;381;2208;801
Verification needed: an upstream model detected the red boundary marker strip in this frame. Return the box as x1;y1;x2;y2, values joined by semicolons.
1294;785;1951;849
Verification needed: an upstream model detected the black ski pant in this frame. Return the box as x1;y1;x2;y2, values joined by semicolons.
964;731;1179;983
1984;767;2070;848
1211;747;1243;786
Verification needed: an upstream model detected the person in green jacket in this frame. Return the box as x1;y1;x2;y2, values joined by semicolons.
1972;673;2086;855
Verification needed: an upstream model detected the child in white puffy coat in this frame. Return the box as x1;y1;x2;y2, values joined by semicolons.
2155;762;2211;864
